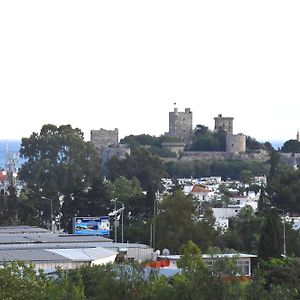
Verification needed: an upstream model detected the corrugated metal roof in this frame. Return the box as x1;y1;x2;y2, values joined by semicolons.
48;247;117;261
0;242;108;250
0;233;111;245
0;248;117;264
0;249;70;263
0;226;50;234
0;242;151;251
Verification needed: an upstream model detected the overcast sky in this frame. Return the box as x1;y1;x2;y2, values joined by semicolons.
1;1;299;142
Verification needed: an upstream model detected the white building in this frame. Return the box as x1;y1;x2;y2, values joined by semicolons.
191;185;214;202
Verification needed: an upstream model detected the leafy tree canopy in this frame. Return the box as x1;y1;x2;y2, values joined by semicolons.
19;124;108;231
188;126;226;151
120;134;179;157
267;165;300;214
107;147;165;193
165;159;269;180
246;136;271;151
281;139;300;153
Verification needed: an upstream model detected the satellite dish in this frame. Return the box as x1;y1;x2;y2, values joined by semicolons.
155;249;161;256
162;248;170;256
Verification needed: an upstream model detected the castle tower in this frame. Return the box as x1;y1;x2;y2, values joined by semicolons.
226;133;246;153
90;128;119;152
214;114;234;134
168;107;193;142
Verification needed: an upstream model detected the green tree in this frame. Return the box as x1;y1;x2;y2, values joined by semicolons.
267;166;300;214
188;127;226;152
281;139;300;153
156;190;196;253
258;208;283;261
107;176;150;243
240;170;253;184
246;136;267;151
0;261;84;300
268;150;281;180
107;147;166;216
258;185;269;213
120;134;179;158
19;124;107;231
177;240;204;271
222;206;261;254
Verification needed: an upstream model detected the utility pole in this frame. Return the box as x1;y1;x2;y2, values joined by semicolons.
121;203;124;243
114;200;117;243
283;210;286;257
153;191;159;250
109;199;125;243
41;196;54;232
273;207;287;257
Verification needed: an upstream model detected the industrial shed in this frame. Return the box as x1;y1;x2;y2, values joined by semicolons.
0;247;117;271
0;226;153;271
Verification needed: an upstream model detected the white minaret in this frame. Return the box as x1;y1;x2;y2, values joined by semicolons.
297;130;300;142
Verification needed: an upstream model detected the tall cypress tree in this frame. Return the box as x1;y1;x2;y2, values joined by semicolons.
258;208;283;260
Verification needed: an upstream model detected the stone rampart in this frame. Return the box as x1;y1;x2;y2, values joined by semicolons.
161;150;269;162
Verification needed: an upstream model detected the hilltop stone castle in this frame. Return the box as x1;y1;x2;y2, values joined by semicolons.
165;107;246;153
90;107;264;164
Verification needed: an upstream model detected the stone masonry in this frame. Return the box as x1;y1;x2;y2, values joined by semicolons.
214;114;234;134
167;107;193;142
90;128;119;152
226;133;246;153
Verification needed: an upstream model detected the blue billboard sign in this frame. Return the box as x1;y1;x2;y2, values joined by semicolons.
73;216;110;236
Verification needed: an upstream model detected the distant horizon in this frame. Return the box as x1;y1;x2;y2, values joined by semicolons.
0;138;286;148
0;138;287;170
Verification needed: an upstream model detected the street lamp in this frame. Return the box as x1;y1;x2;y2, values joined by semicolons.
272;207;286;257
41;196;54;232
109;199;125;243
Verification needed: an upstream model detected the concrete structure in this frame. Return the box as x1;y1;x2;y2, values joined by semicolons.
214;114;234;134
161;142;185;157
90;128;119;152
167;107;193;142
226;133;246;153
212;207;241;219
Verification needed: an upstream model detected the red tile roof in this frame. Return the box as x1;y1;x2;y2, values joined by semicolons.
191;185;210;193
0;172;6;182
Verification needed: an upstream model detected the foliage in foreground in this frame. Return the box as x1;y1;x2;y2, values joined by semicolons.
2;249;300;300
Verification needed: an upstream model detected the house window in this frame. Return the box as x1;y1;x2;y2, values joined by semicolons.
237;260;250;276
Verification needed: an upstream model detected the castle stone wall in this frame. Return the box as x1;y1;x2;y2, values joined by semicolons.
161;150;269;162
162;142;185;157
